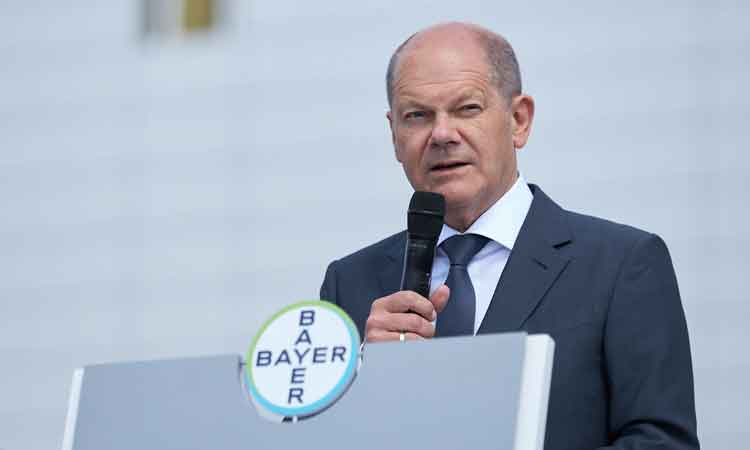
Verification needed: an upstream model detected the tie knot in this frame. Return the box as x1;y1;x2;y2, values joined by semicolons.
441;233;489;267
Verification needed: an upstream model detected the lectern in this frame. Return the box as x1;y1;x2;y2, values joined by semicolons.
62;332;553;450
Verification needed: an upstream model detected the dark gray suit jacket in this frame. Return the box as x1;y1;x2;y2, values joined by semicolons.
320;185;699;450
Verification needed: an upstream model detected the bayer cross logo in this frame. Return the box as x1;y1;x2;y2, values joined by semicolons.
245;301;360;421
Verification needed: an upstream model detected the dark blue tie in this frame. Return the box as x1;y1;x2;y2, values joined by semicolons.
435;233;489;337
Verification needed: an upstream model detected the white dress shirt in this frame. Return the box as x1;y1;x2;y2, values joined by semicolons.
429;174;533;334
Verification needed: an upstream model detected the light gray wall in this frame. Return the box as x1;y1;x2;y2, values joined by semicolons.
1;1;747;449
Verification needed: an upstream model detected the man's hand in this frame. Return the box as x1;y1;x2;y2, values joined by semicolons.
365;285;450;342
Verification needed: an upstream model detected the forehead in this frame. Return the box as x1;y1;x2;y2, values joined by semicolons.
392;34;493;102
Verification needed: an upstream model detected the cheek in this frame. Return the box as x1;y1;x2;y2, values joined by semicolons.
396;130;426;165
470;117;513;156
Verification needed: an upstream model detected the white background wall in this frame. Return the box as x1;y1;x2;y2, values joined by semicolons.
1;1;748;448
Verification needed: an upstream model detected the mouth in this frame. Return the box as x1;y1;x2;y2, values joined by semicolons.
430;161;470;173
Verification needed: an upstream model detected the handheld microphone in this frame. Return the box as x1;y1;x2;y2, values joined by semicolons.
399;191;445;298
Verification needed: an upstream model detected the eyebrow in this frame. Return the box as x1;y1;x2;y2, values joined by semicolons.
396;88;487;111
398;99;427;110
453;89;486;104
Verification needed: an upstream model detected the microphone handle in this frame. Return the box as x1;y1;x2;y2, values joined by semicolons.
399;236;438;298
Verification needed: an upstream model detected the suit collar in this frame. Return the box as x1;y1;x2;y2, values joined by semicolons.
518;184;572;249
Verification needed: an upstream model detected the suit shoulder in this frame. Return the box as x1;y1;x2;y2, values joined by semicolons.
330;231;405;269
529;185;660;252
563;209;658;250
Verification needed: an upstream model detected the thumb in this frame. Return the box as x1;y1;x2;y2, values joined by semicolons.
429;284;450;314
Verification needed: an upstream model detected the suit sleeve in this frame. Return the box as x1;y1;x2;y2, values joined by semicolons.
600;234;699;449
320;259;339;305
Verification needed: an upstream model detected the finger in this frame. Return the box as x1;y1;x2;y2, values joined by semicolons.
367;312;435;337
430;285;450;314
365;328;392;343
403;332;426;341
374;291;436;320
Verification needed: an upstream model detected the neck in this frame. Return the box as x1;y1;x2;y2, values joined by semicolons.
444;173;519;232
444;208;484;233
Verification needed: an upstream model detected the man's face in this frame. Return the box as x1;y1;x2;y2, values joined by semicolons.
388;33;527;229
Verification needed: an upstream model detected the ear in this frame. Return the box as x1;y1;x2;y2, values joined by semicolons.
510;95;535;149
387;110;403;163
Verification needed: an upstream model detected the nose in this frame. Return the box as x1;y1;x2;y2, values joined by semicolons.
428;112;460;149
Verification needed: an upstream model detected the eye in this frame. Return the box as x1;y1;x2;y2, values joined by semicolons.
404;110;427;121
459;103;482;114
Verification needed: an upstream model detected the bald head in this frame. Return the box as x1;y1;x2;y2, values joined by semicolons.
385;22;522;107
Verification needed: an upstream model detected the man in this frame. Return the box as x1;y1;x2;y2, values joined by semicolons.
320;22;699;450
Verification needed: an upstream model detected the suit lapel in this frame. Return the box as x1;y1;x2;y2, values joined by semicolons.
377;231;407;297
478;185;573;334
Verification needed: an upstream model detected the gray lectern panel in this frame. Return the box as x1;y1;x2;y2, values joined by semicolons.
71;333;526;450
314;333;524;450
73;354;252;449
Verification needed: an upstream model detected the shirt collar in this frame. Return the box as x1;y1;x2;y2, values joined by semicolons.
436;173;533;251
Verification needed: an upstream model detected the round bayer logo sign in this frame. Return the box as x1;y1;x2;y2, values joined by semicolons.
245;301;360;421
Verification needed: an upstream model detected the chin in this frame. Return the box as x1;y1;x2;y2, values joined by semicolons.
433;185;481;211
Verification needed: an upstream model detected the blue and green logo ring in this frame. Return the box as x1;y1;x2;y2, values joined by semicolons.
245;300;361;419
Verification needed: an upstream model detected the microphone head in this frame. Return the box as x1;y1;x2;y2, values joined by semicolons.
407;191;445;239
